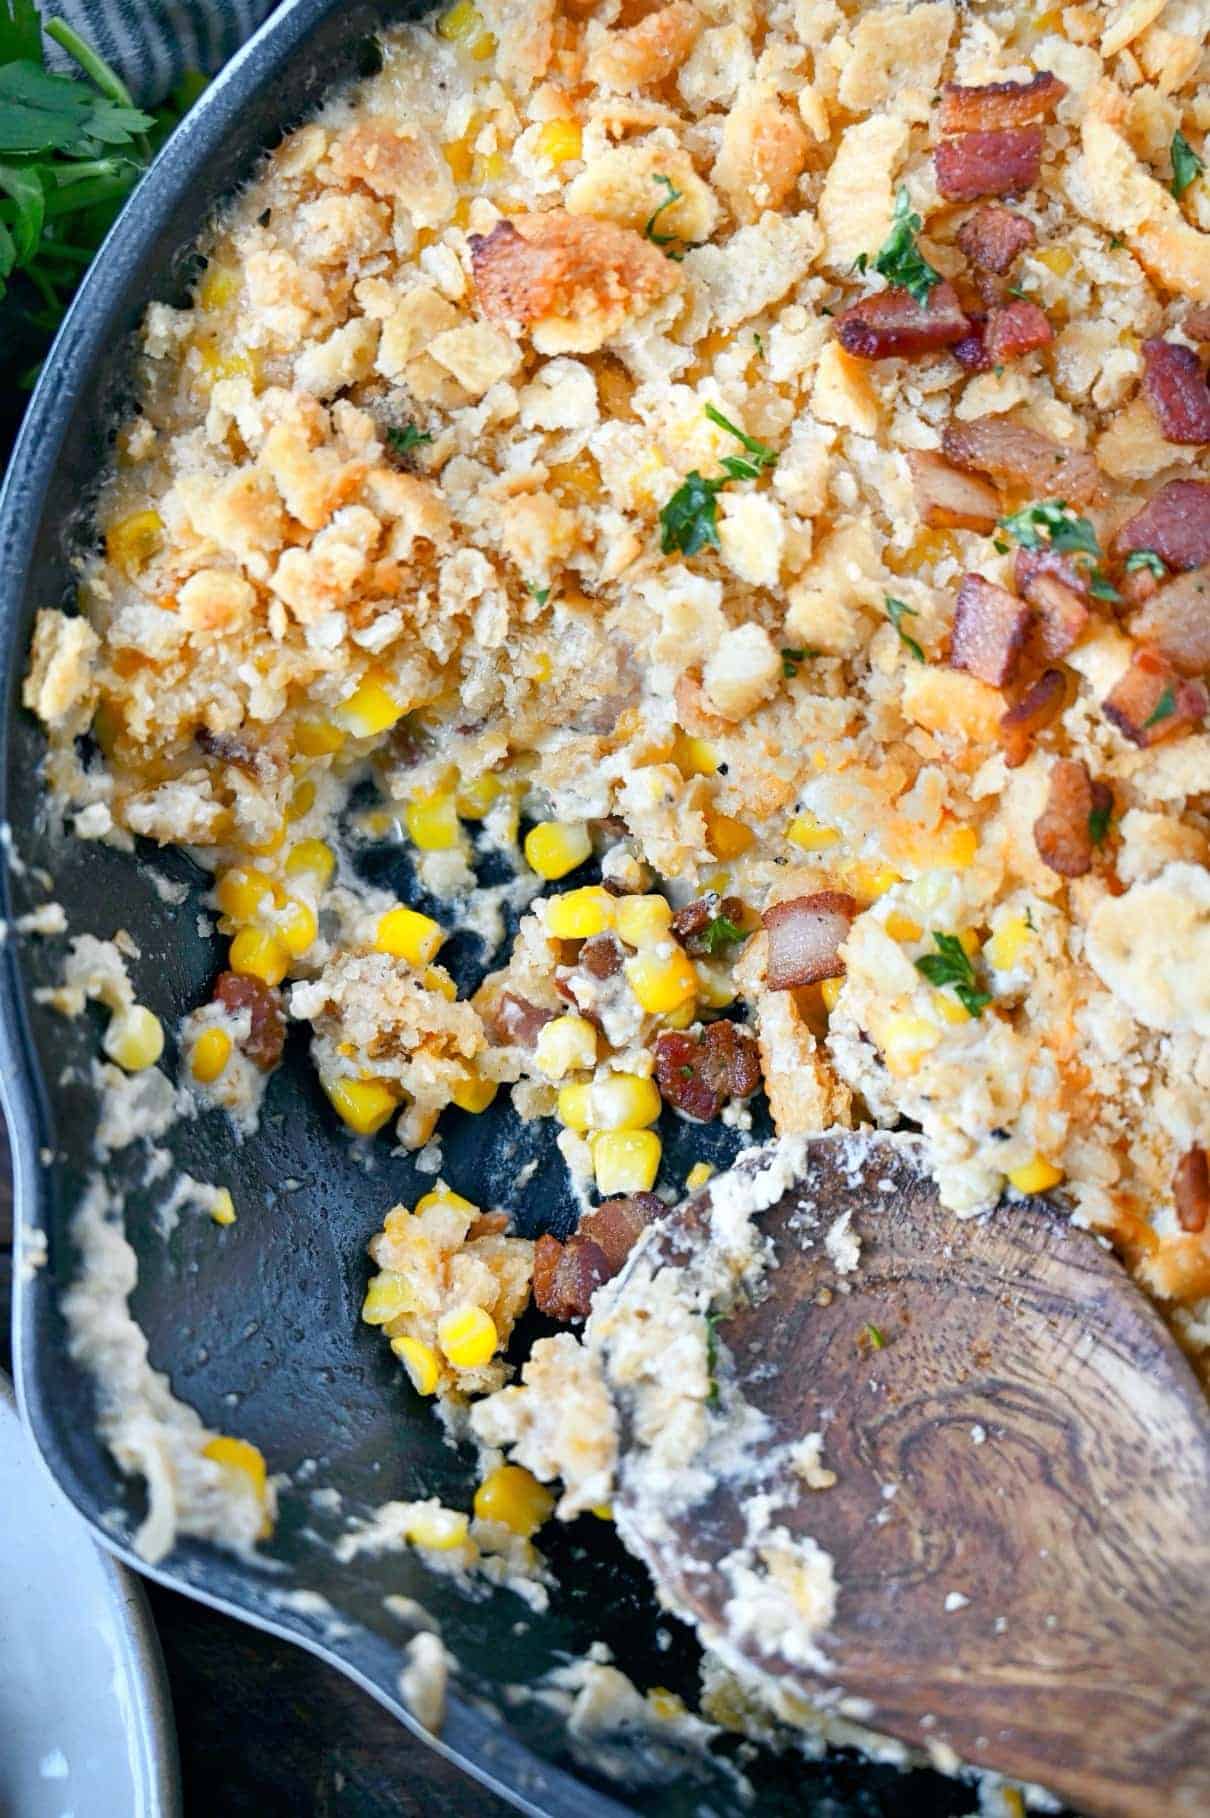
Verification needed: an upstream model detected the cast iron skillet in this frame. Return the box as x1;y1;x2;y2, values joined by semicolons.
0;3;981;1811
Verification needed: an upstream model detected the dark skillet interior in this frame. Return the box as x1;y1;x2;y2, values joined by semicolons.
0;1;982;1811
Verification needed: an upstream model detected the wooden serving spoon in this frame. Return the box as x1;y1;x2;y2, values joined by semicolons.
607;1134;1210;1818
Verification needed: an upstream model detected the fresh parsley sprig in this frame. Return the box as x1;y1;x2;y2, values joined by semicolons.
659;405;780;557
1125;548;1165;578
1143;684;1176;730
386;421;432;458
644;172;686;259
1171;130;1204;200
858;185;941;307
700;913;746;954
996;501;1120;600
885;595;925;662
914;930;990;1018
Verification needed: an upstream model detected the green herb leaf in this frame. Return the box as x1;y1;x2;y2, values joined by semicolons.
1171;130;1204;200
915;930;990;1018
1089;572;1121;603
1125;548;1165;577
704;402;778;471
997;500;1101;562
701;913;746;954
885;594;925;663
860;1322;886;1351
1142;683;1176;730
0;159;43;265
525;580;550;606
705;1308;723;1404
644;172;683;250
870;185;941;306
781;645;805;679
386;421;432;457
0;0;42;66
1088;798;1112;846
659;470;723;556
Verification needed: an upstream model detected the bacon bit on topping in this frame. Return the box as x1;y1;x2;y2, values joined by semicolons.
532;1194;663;1321
1000;667;1067;768
762;892;858;990
1140;338;1210;445
957;206;1037;274
1034;758;1098;879
836;281;969;361
1174;1148;1210;1235
1015;552;1090;659
580;933;624;978
935;128;1044;202
950;575;1032;686
671;894;746;956
953;314;992;372
489;990;556;1048
986;298;1053;363
907;451;1001;531
654;1021;760;1122
213;971;286;1071
1185;305;1210;343
1111;479;1210;573
1102;649;1209;747
1129;566;1210;677
938;71;1067;135
942;416;1102;506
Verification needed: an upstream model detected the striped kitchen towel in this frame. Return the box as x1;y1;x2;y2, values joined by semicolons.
41;0;278;104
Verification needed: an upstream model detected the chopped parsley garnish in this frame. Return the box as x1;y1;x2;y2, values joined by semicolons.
1088;798;1112;846
914;930;991;1018
1089;573;1122;603
752;330;763;355
644;172;685;258
860;1322;886;1352
1143;684;1177;730
1125;548;1165;577
997;501;1100;559
704;1308;724;1404
781;645;806;679
525;580;550;606
704;402;779;479
868;185;941;306
659;469;725;555
701;913;746;954
386;421;432;458
1171;130;1204;200
885;595;925;663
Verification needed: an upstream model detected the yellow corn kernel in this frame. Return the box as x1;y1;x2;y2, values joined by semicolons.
662;998;696;1029
958;928;981;959
593;1129;662;1195
625;947;697;1015
821;976;844;1013
436;0;481;39
376;905;445;965
437;1304;499;1369
843;860;902;904
933;989;972;1025
1002;1789;1026;1818
215;865;277;924
694;961;736;1010
404;791;462;852
787;812;841;852
671;731;719;777
614;893;672;948
531;651;553;684
648;1688;686;1721
987;914;1031;972
557;1082;592;1130
589;1074;661;1131
451;1072;498;1113
938;822;978;869
524;820;592;880
286;777;316;821
285;838;336;888
191;1027;233;1084
885;910;924;943
590;1503;614;1520
1007;1157;1064;1195
404;1505;470;1551
470;30;497;61
276;896;318;957
443;136;475;184
103;1004;165;1072
247;822;285;857
414;1186;479;1218
106;509;163;574
881;1013;941;1078
534;1013;598;1079
549;452;601;502
362;1271;414;1324
474;1464;555;1536
686;1161;714;1190
209;1188;236;1226
324;1075;399;1136
537;118;582;165
195;341;262;387
705;810;755;859
229;927;289;987
456;772;503;820
422;965;458;1001
544;885;616;940
198;263;239;311
295;719;346;757
391;1335;441;1396
1037;246;1073;276
203;1434;269;1534
342;678;404;741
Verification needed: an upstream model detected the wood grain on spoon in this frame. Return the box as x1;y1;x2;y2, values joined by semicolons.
609;1136;1210;1818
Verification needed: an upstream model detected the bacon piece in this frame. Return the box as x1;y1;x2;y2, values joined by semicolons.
1186;305;1210;343
1129;565;1210;677
489;990;555;1048
469;212;677;350
942;416;1102;506
196;727;271;779
986;298;1052;363
938;71;1066;135
953;314;992;373
654;1021;760;1122
907;451;1001;531
957;205;1037;274
1141;338;1210;445
1102;648;1209;747
1111;479;1210;573
1033;759;1100;879
1174;1148;1210;1236
213;971;286;1071
762;892;858;990
935;128;1044;202
950;575;1032;686
1000;666;1067;768
579;933;623;978
836;281;970;361
532;1193;662;1322
671;893;746;957
1015;550;1091;659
